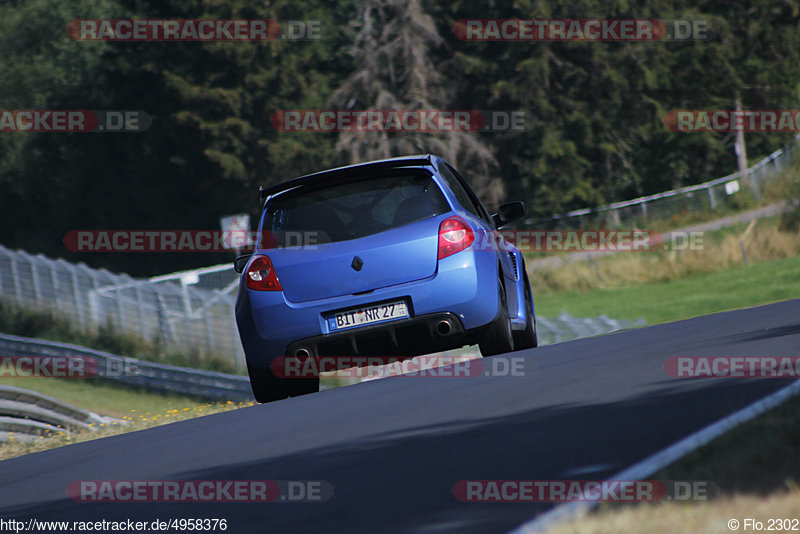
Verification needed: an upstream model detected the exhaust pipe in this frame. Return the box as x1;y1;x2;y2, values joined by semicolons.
435;320;453;336
294;347;311;358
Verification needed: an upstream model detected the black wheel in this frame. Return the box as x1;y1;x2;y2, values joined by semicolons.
247;363;288;403
479;276;515;357
513;272;538;350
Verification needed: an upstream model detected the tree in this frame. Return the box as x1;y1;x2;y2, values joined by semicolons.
0;0;351;276
330;0;504;206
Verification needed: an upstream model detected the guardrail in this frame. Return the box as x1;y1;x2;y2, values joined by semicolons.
0;333;253;402
0;385;125;441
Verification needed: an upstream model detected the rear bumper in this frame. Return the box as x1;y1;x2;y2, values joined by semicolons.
287;312;471;358
235;248;499;368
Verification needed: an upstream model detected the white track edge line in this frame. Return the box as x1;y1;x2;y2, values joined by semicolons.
509;379;800;533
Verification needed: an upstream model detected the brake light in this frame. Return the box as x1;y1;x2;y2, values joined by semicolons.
245;255;282;291
438;216;474;259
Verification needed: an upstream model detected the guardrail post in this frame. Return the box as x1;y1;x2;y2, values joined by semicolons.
608;209;621;228
29;257;43;306
748;168;762;200
48;262;58;306
156;292;174;344
65;263;86;330
9;254;24;305
135;285;148;340
87;289;101;330
204;310;215;357
115;287;126;332
0;249;5;296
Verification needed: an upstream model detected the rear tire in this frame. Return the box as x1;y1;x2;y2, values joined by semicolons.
479;277;515;357
513;273;538;350
247;363;288;403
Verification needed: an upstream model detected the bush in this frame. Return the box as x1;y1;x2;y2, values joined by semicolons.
778;178;800;232
779;200;800;232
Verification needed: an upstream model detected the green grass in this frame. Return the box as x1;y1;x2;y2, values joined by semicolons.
0;376;214;418
0;398;253;461
652;392;800;496
534;254;800;325
0;375;255;461
547;375;800;534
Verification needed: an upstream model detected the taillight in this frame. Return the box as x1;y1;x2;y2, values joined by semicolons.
245;255;282;291
438;216;474;259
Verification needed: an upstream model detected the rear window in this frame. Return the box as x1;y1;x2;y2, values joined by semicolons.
263;173;450;247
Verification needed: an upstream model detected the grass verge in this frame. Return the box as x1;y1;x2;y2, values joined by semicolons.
534;253;800;325
546;487;800;533
0;375;255;461
530;216;800;295
0;398;253;461
546;391;800;533
0;376;224;418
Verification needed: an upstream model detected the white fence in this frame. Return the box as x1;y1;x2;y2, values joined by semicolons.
0;245;244;372
529;134;800;230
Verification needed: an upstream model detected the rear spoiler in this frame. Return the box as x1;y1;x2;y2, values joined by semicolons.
256;155;434;203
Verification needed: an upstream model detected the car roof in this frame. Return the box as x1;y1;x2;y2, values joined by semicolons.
260;154;443;200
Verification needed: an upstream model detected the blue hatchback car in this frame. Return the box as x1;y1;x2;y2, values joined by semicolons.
234;154;537;402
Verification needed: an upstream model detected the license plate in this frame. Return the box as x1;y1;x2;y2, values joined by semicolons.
328;300;409;331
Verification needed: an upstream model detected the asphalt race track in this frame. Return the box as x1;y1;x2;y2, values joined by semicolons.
1;299;799;533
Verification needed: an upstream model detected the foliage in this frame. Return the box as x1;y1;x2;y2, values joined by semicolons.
1;0;799;276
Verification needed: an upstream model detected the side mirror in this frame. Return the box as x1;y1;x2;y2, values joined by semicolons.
492;201;526;229
233;254;252;274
